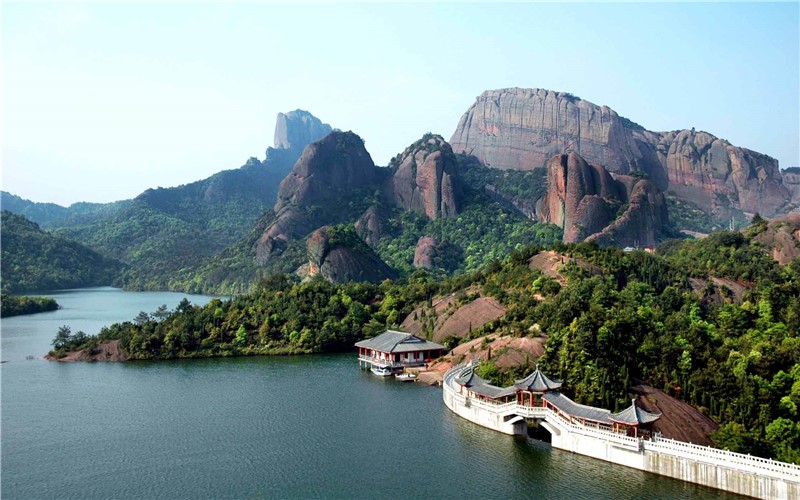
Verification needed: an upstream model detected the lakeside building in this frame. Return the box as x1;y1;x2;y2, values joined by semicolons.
454;363;661;438
356;330;445;373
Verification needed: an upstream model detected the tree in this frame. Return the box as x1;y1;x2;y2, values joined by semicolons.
134;311;150;326
52;326;72;349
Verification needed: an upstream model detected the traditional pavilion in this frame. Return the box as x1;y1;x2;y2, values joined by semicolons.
609;399;662;437
453;363;661;437
356;330;445;372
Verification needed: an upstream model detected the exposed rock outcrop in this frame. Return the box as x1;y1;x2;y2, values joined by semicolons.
451;88;792;217
389;134;460;219
413;236;438;270
300;226;397;284
537;153;669;246
750;213;800;265
354;206;383;246
273;109;332;152
275;131;379;212
783;168;800;206
255;131;380;264
589;175;669;248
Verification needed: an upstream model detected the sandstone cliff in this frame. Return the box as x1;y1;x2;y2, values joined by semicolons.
749;213;800;265
388;134;460;219
782;168;800;207
413;236;438;270
273;109;332;152
537;153;669;246
451;88;792;217
300;226;397;284
275;131;379;212
354;206;383;246
255;131;380;264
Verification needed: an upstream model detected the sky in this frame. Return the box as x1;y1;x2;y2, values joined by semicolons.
3;2;799;206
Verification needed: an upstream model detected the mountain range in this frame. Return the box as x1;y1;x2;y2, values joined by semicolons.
2;89;797;293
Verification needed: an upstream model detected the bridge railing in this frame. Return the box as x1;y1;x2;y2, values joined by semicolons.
646;435;800;481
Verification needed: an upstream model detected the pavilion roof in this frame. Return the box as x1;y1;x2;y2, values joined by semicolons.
609;399;661;426
355;330;444;354
454;364;517;399
514;365;562;392
542;392;614;424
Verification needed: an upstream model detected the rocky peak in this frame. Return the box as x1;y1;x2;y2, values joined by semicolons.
451;87;792;218
275;131;378;212
273;109;332;152
255;131;380;265
389;134;460;219
538;153;669;246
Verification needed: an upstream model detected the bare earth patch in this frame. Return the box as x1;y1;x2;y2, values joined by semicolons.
633;384;718;446
528;250;601;284
423;333;547;381
47;340;128;362
400;290;506;342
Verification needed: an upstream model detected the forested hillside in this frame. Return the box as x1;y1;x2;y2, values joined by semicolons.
0;191;129;228
1;211;124;292
51;227;800;463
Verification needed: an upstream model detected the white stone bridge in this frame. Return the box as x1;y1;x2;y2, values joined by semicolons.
443;364;800;499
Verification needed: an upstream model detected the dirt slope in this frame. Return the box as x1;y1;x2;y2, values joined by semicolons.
633;384;718;445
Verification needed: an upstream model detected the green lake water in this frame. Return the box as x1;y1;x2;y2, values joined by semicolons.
1;287;732;498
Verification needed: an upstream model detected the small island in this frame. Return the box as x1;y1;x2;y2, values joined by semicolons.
1;294;59;318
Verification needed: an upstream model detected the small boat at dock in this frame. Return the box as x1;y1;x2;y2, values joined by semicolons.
395;373;417;382
370;365;392;377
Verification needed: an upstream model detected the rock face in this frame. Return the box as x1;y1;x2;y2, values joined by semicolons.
537;153;669;246
750;213;800;265
354;206;383;246
451;88;792;217
275;131;378;212
389;135;460;219
255;131;379;264
589;175;669;248
302;227;397;284
782;168;800;207
413;236;438;270
273;109;332;152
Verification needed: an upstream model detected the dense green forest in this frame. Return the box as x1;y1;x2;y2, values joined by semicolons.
1;211;124;293
1;294;59;317
51;227;800;463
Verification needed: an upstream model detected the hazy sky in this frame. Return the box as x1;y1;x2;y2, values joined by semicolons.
4;2;799;206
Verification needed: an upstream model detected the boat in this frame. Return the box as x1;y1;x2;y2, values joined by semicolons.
370;365;393;377
395;373;417;382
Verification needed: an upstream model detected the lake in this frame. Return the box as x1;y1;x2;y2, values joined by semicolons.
1;287;731;498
